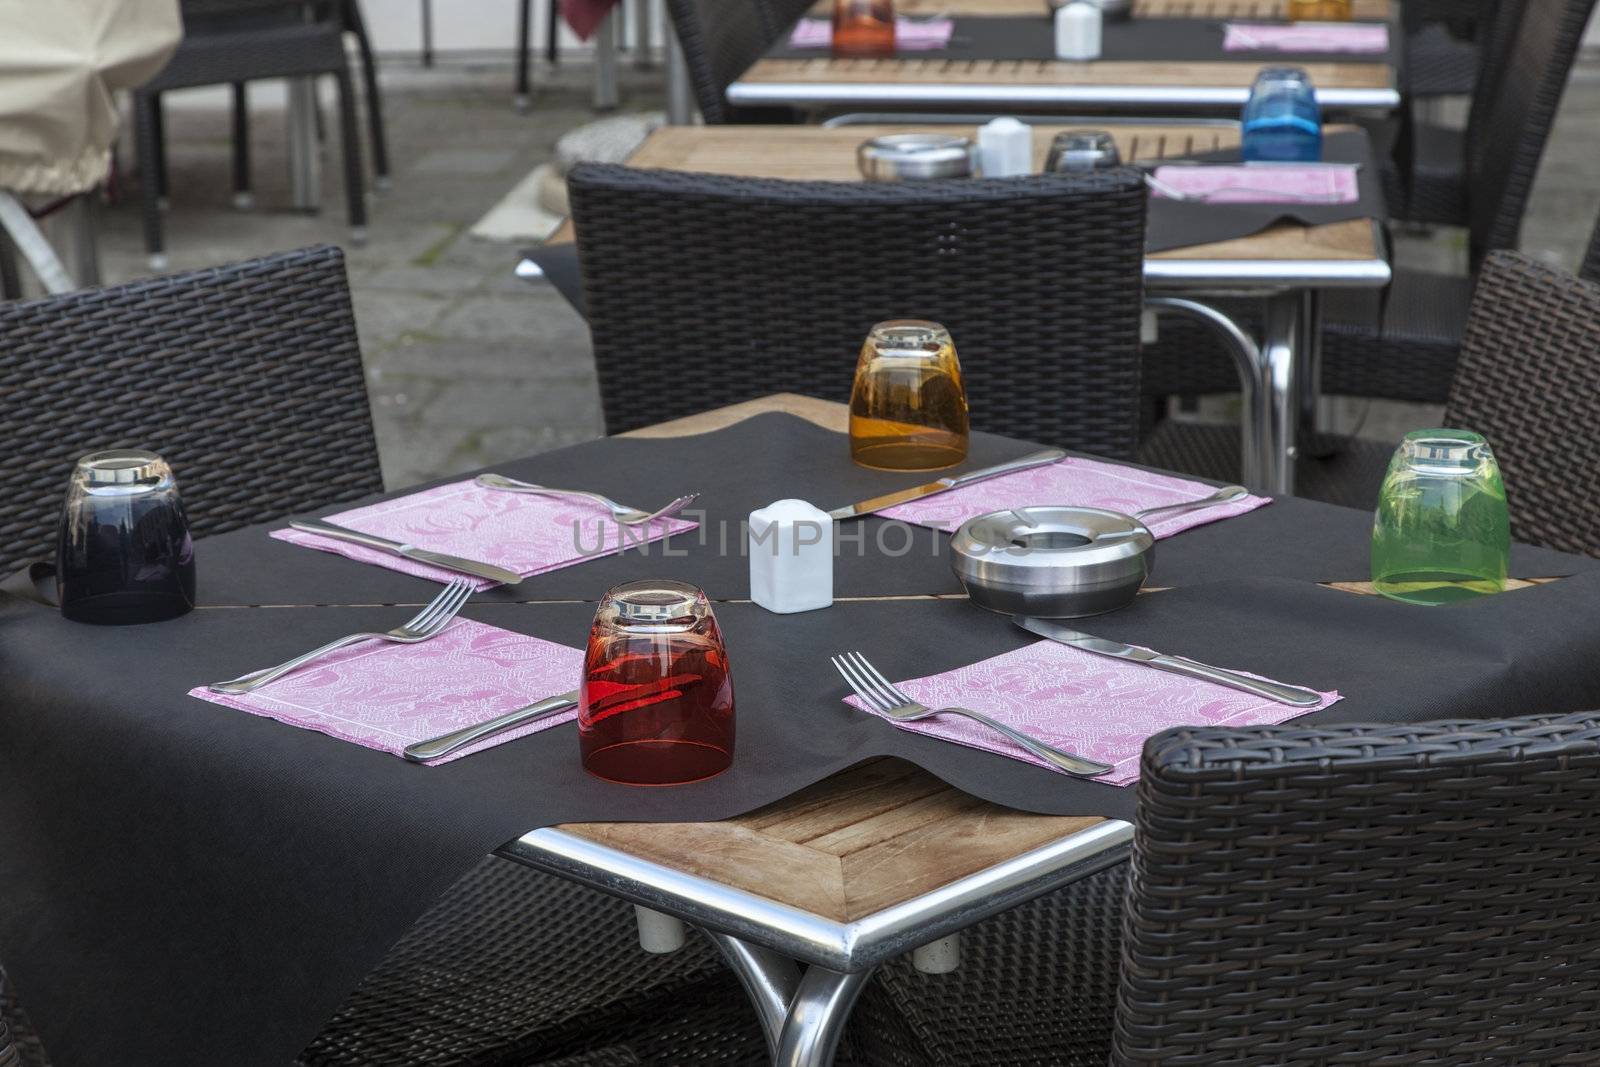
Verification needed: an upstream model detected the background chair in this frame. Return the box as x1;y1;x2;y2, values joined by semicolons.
1146;244;1600;544
568;163;1149;458
134;0;370;268
661;0;811;122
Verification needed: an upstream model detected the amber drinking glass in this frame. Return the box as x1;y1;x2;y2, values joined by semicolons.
833;0;895;56
580;580;735;786
849;320;970;472
1287;0;1352;18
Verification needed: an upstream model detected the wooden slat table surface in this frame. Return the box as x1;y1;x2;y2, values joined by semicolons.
738;55;1391;91
547;123;1380;265
810;0;1390;16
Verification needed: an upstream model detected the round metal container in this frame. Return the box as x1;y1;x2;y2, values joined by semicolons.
1044;130;1123;173
857;134;978;181
949;506;1155;618
1047;0;1133;19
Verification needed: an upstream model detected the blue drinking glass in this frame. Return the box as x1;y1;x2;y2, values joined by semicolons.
1241;67;1322;163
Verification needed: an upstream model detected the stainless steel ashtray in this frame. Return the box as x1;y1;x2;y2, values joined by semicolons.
857;133;978;181
949;506;1156;618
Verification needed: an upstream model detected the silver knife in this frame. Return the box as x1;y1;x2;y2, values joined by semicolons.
828;449;1067;521
403;689;579;763
290;518;525;586
1014;617;1323;708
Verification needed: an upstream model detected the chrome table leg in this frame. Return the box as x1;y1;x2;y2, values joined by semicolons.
665;22;695;124
593;9;620;111
287;77;322;212
708;931;871;1067
1258;290;1303;496
1297;289;1325;441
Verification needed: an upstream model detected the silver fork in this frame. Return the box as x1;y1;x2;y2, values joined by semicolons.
475;474;698;526
208;578;474;695
831;652;1113;778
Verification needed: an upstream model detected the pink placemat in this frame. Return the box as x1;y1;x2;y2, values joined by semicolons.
272;479;698;590
1224;21;1389;53
875;457;1270;537
191;618;584;764
788;16;954;49
845;640;1339;786
1149;163;1361;204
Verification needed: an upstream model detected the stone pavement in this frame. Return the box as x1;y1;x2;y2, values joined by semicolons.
84;53;1600;488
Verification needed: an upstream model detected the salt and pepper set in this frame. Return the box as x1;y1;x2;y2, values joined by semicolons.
748;499;835;614
1055;0;1103;60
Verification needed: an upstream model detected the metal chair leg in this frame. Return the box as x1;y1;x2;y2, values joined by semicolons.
132;92;168;269
420;0;434;66
150;92;169;211
515;0;533;110
0;228;21;300
345;0;392;187
333;68;368;244
547;0;560;64
231;82;254;209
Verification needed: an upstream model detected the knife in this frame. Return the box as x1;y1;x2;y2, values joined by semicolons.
290;518;525;586
1014;617;1323;708
827;448;1067;521
403;689;579;763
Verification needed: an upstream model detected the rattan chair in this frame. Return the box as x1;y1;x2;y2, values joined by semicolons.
0;244;380;576
1140;0;1589;417
848;708;1600;1066
662;0;812;122
568;163;1149;458
134;0;368;268
1143;249;1600;547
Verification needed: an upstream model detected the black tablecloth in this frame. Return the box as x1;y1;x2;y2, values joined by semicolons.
769;15;1401;69
3;413;1598;1067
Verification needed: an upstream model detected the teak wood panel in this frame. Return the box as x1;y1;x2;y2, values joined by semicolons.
559;758;1102;922
811;0;1390;16
739;56;1391;90
549;124;1379;263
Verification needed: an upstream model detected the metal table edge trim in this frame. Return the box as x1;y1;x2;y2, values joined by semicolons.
496;819;1134;971
725;81;1402;112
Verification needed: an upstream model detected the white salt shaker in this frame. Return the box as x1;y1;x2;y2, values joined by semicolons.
978;117;1033;178
749;499;833;614
1055;1;1103;60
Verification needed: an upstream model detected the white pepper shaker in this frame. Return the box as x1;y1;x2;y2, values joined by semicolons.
748;499;833;614
978;117;1033;178
1056;0;1103;60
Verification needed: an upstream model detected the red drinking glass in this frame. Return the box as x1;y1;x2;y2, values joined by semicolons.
580;580;735;786
833;0;896;56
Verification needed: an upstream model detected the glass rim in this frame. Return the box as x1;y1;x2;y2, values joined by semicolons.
867;320;952;354
603;578;708;625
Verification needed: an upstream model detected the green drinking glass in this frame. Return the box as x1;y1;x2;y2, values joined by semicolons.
1371;429;1510;606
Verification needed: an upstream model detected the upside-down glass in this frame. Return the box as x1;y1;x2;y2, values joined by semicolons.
1241;67;1322;162
833;0;895;56
1371;430;1510;606
849;320;970;471
56;449;196;624
580;580;735;785
1287;0;1352;18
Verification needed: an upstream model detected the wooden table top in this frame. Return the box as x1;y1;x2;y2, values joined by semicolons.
548;123;1381;265
551;394;1553;921
810;0;1390;17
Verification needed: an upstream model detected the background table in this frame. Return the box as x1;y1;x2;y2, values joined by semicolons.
532;123;1391;494
733;0;1401;115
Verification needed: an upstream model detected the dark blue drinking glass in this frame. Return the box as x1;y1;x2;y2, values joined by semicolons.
56;450;196;625
1241;67;1322;162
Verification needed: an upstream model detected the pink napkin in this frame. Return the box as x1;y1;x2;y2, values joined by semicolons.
875;456;1270;536
1224;21;1389;53
846;640;1340;785
191;619;585;764
272;479;697;590
788;16;955;49
1149;163;1361;204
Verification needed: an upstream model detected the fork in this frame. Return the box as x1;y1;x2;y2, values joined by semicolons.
475;474;698;526
831;652;1113;778
208;578;474;695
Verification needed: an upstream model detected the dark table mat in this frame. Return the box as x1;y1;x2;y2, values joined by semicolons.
1144;128;1384;252
5;412;1598;1066
9;568;1600;1067
184;413;1593;608
768;14;1400;68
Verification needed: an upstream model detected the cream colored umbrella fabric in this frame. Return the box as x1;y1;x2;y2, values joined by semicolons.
0;0;181;195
